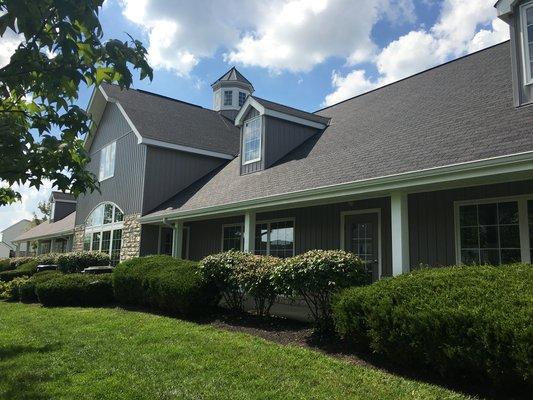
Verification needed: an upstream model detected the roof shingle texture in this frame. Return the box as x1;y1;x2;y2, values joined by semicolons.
101;84;240;156
14;212;75;242
145;42;533;217
251;96;331;125
51;191;75;202
212;67;253;87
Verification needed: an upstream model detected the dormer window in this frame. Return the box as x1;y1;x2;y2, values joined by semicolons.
223;90;233;106
242;116;262;164
238;92;246;107
521;1;533;84
99;141;116;181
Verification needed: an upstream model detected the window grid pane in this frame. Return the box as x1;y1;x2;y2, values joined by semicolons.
223;90;232;106
222;225;243;251
238;92;246;106
243;118;261;163
111;229;122;266
459;201;521;265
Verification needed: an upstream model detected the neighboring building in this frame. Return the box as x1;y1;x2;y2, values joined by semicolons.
12;1;533;274
0;219;31;258
13;192;76;256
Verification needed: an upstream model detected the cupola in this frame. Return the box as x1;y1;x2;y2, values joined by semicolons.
211;67;254;120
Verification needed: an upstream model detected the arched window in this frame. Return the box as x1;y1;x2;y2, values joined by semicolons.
83;203;124;265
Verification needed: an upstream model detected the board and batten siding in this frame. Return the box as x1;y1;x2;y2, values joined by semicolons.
408;179;533;267
142;146;226;214
75;103;147;225
186;216;244;260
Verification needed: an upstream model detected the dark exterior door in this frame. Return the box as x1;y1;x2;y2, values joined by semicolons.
344;213;380;281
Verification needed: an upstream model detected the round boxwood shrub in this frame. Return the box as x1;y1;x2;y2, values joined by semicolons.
332;264;533;388
113;255;219;316
0;260;39;282
57;251;110;273
19;270;63;303
35;273;114;306
273;250;370;330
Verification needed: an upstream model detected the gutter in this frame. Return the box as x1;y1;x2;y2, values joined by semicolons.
140;150;533;224
12;229;74;244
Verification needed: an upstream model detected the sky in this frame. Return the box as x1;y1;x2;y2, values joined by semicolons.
0;0;509;232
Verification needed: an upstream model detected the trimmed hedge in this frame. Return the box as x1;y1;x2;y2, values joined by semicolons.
19;270;63;303
273;250;370;329
0;261;39;282
35;274;114;306
113;255;219;316
57;251;110;273
332;264;533;387
0;276;30;300
0;259;12;272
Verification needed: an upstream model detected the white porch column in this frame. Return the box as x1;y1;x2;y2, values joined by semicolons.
50;238;55;253
243;211;256;253
172;221;184;258
15;243;20;257
391;192;410;276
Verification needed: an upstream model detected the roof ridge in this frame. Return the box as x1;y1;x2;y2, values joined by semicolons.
252;95;317;115
135;88;204;109
315;40;510;113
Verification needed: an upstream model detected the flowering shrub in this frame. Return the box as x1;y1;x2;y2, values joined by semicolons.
238;254;280;316
273;250;370;329
57;251;110;273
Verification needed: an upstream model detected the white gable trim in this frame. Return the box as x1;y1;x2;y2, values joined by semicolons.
235;97;327;129
140;138;235;160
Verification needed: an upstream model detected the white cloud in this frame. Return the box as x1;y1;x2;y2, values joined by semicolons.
323;0;510;106
0;28;22;68
119;0;415;75
0;181;54;232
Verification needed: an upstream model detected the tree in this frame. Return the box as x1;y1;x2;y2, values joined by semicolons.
36;200;52;221
0;0;152;206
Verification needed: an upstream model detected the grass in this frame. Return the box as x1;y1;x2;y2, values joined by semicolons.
0;302;475;400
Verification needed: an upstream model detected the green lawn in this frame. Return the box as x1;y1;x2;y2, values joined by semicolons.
0;302;474;400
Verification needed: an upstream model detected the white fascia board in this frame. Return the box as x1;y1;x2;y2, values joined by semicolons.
234;97;265;126
12;230;74;243
139;150;533;223
140;138;235;160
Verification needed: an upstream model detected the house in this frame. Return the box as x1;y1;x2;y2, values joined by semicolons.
0;219;31;258
13;192;76;255
12;1;533;276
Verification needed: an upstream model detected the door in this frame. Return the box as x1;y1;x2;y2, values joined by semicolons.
344;212;380;281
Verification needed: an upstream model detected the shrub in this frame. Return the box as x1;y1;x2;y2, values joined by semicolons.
9;256;36;268
35;253;61;265
19;270;63;303
0;276;31;301
36;274;114;306
0;259;12;272
273;250;370;330
238;254;280;316
113;255;219;316
200;250;250;311
332;264;533;388
57;251;110;273
0;260;39;282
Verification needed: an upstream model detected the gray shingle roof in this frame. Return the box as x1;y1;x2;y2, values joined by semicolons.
13;212;75;242
146;42;533;218
212;67;253;87
101;84;240;156
251;96;330;125
51;191;75;202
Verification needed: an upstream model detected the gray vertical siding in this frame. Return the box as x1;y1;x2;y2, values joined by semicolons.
510;10;533;106
143;146;226;213
52;202;76;222
186;216;244;260
75;103;146;225
408;179;533;267
140;225;159;256
264;116;318;168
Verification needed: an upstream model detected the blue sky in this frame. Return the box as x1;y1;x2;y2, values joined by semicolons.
0;0;509;232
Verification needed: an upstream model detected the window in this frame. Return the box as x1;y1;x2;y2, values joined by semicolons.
521;1;533;83
85;202;124;265
242;116;262;164
457;200;525;265
238;91;247;107
99;142;116;181
222;224;243;251
223;90;233;106
255;220;294;258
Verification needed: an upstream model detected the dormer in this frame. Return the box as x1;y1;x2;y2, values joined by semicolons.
212;67;254;121
235;96;330;175
496;0;533;106
49;191;76;222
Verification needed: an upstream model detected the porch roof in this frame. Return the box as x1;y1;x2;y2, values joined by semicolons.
13;212;76;242
143;42;533;222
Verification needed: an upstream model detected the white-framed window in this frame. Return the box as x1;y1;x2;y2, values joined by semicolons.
221;224;244;251
242;116;262;164
255;219;295;258
454;195;533;265
99;141;116;181
223;90;233;106
84;202;124;265
238;91;247;107
520;1;533;84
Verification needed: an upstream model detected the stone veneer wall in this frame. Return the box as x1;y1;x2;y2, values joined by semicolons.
73;225;85;252
120;213;141;261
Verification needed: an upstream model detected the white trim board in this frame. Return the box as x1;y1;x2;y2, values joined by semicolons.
140;150;533;223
